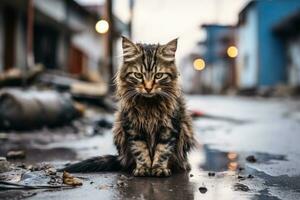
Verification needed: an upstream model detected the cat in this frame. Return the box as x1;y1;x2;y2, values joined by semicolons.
62;37;196;177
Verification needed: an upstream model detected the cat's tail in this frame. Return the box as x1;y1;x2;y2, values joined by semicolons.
59;155;122;173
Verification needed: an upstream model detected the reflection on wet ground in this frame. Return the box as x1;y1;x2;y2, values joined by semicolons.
117;173;194;200
1;96;300;200
200;145;288;172
9;142;293;200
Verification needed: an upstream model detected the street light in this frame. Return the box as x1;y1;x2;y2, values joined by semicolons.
227;46;238;58
193;58;205;71
95;20;109;34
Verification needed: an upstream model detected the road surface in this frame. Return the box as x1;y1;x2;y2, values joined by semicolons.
1;95;300;200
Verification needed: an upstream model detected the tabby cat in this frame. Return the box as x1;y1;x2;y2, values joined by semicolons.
62;37;196;177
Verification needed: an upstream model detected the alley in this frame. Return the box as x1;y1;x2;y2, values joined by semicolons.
1;95;299;200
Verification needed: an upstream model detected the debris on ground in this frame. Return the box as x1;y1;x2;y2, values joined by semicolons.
72;95;116;112
71;82;107;98
38;72;115;111
48;176;62;185
238;167;244;171
0;157;10;173
0;133;8;141
246;155;257;163
208;172;215;177
95;118;113;129
0;65;115;132
190;110;205;118
247;174;254;179
0;180;72;190
117;180;127;187
0;90;81;130
0;95;298;199
29;163;54;172
0;165;72;190
118;174;132;181
38;72;107;96
198;186;208;194
119;174;129;180
45;168;57;176
233;183;250;192
0;65;43;87
62;171;82;186
190;109;246;124
237;175;246;180
6;150;26;159
90;117;114;135
98;184;113;190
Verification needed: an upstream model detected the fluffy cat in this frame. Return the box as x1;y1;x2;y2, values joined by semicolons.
62;37;196;177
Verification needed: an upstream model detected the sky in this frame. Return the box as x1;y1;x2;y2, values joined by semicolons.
132;0;250;60
76;0;250;61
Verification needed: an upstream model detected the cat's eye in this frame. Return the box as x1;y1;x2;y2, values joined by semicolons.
155;73;163;79
134;72;143;79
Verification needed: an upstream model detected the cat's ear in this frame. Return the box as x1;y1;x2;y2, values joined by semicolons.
122;36;140;62
159;38;178;62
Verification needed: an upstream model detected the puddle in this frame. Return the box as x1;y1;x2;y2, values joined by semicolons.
0;116;297;200
1;142;294;200
249;153;287;164
199;145;288;172
253;188;281;200
117;173;194;200
196;145;300;199
249;168;300;200
200;145;235;172
252;169;300;193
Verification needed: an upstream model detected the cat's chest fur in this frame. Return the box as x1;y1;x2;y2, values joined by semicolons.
130;106;172;134
121;97;178;155
127;106;174;157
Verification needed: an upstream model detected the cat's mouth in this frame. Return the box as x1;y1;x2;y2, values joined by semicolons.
141;93;156;98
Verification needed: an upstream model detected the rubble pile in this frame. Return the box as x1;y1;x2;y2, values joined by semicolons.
0;90;80;130
0;68;115;131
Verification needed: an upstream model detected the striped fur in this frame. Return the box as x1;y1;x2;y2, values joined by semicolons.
114;37;196;177
62;37;196;177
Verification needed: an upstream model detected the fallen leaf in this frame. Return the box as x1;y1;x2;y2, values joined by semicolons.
63;171;82;186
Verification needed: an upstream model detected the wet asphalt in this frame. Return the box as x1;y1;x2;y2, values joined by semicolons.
1;95;300;200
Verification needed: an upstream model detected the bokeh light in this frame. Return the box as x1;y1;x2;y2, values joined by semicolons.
228;162;238;171
227;152;238;160
193;58;206;71
227;46;238;58
95;20;109;34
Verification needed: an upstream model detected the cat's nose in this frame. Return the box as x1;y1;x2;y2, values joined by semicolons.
145;88;152;93
144;81;153;93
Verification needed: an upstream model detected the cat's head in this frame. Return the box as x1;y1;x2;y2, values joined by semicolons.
116;36;180;101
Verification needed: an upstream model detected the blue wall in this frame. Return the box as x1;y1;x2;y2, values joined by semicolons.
203;25;231;64
257;0;300;86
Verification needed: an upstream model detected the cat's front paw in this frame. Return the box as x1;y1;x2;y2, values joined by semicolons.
133;166;151;177
151;166;171;177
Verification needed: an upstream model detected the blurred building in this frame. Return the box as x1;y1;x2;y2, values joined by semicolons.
0;0;104;76
274;10;300;87
196;24;236;93
236;0;300;89
83;1;131;84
